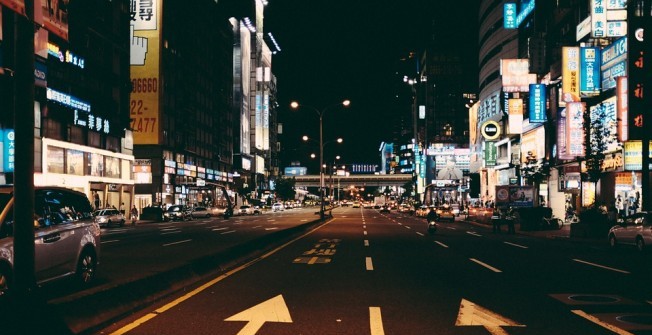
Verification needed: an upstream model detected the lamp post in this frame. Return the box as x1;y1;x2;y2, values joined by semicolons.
291;100;350;219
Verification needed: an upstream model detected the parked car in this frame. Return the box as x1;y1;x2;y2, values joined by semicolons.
191;206;212;218
93;208;126;227
164;205;193;221
608;212;652;252
0;186;101;295
272;203;285;212
436;206;456;222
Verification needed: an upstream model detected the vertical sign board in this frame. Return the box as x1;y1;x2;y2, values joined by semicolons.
484;142;497;167
580;47;601;97
616;77;628;142
504;3;517;29
627;9;650;140
562;47;581;102
590;97;619;153
2;130;15;173
508;98;523;134
566;102;586;157
529;84;547;122
130;0;162;145
557;109;572;160
591;0;607;38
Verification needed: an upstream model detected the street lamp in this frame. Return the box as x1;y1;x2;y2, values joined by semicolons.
291;99;350;219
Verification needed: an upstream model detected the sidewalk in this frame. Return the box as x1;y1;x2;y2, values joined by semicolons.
463;218;605;245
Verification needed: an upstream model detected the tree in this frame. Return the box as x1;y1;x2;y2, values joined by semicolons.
401;181;414;200
274;176;296;201
582;102;615;185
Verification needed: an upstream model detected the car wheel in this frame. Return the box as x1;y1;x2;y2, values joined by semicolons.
636;237;646;252
0;263;12;296
608;234;617;248
76;249;97;285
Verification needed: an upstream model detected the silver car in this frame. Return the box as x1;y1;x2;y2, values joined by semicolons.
608;212;652;252
0;186;101;295
94;208;126;227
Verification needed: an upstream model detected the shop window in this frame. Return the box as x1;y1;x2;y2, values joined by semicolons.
105;156;121;179
47;146;65;174
88;131;101;148
66;149;84;176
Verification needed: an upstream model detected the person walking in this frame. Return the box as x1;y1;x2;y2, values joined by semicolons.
130;206;138;226
492;206;502;233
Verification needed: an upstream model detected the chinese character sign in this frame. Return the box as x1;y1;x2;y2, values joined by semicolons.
562;47;581;102
2;130;15;173
529;84;547;122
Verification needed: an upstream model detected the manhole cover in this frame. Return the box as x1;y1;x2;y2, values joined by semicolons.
568;295;620;303
617;315;652;325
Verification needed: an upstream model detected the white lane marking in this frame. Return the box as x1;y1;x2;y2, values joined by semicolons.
416;232;424;236
446;226;457;230
101;239;120;244
366;257;374;271
194;222;208;225
364;231;367;235
466;231;482;237
301;219;308;222
221;230;237;235
572;259;630;274
364;240;369;247
470;258;502;273
162;239;192;247
265;227;279;231
571;310;634;335
161;230;181;235
103;228;129;234
435;241;449;248
398;222;403;225
252;225;262;229
363;225;366;229
212;227;228;231
160;227;179;232
267;219;276;222
369;307;386;335
405;226;412;229
504;241;528;249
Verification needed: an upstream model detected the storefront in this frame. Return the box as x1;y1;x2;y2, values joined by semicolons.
35;137;135;211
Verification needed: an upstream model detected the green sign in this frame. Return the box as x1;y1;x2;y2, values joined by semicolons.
485;142;497;167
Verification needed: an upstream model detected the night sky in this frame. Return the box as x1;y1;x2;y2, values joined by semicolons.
264;1;479;171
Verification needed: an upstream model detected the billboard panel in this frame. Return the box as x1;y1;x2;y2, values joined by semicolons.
601;37;627;91
580;47;601;96
130;0;161;145
529;84;547;122
562;47;581;102
501;59;537;92
566;102;586;157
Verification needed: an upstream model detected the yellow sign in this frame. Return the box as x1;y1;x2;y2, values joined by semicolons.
130;0;161;145
480;120;501;141
562;47;581;102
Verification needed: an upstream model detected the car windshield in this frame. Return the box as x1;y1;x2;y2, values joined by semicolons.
168;206;181;212
240;206;250;209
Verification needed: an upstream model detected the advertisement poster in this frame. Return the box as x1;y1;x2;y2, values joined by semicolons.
66;149;83;176
496;185;534;207
47;146;65;174
562;47;581;102
130;0;161;144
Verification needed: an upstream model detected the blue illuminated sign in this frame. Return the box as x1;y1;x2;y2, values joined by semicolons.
504;3;517;29
529;84;547;122
580;47;601;96
2;130;15;173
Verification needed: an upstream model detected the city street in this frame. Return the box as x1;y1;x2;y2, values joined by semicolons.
97;207;652;335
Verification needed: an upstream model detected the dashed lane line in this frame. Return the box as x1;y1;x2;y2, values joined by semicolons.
162;239;192;247
571;310;634;335
572;259;630;274
369;307;386;335
504;241;528;249
364;240;369;247
466;231;482;237
434;241;449;248
470;258;502;273
366;257;374;271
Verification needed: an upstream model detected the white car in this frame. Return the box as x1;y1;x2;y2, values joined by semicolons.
608;212;652;252
191;206;211;218
238;205;260;215
272;203;284;212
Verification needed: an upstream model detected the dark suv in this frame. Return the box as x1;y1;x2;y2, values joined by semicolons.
164;205;193;221
0;186;101;295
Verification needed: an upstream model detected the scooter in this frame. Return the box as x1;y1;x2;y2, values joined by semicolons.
427;220;437;235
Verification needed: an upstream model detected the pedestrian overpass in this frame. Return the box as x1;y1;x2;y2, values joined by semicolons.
291;174;412;188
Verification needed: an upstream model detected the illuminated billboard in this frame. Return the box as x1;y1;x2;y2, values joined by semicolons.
562;47;581;102
579;47;601;97
528;84;546;122
501;59;537;92
566;102;585;157
130;0;162;145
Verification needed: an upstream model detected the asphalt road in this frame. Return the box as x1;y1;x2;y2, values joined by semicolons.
96;207;652;335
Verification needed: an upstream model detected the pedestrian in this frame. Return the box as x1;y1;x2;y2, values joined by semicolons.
93;191;100;209
506;207;515;234
615;195;624;218
130;206;138;225
492;206;501;233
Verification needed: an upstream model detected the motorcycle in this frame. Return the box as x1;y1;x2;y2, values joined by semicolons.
427;220;437;235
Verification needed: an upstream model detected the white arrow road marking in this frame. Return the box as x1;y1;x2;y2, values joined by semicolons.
456;299;525;335
369;307;385;335
573;259;630;274
571;310;634;335
225;295;293;335
470;258;502;272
